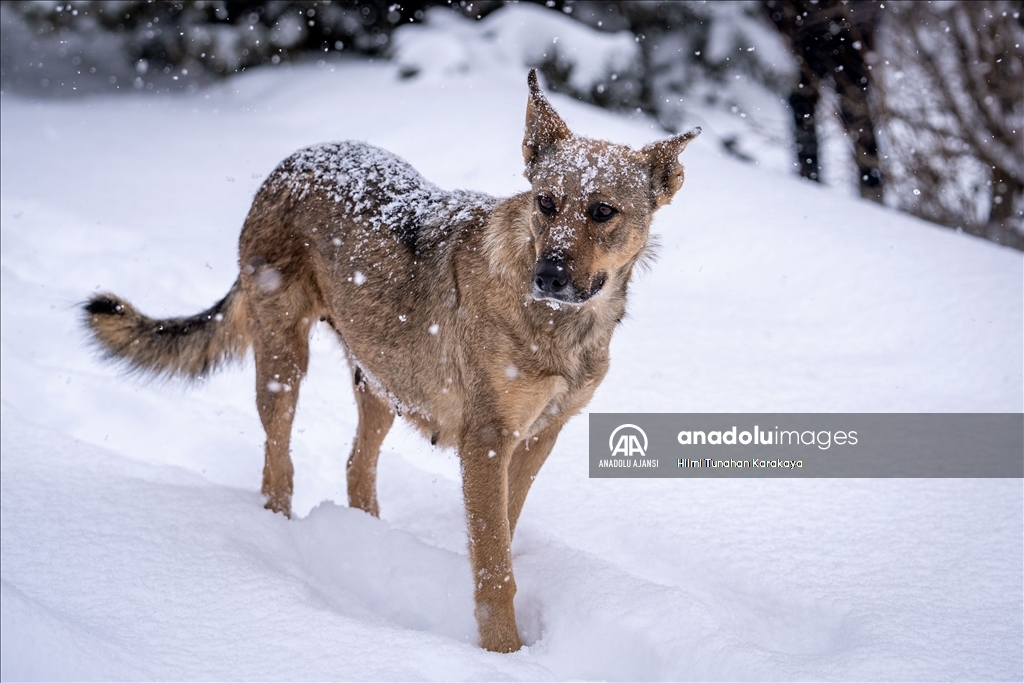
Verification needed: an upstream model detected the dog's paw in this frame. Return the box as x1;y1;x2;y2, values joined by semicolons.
481;633;522;653
479;618;523;653
263;496;292;519
348;491;380;518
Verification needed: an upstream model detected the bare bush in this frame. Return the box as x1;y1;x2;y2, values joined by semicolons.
873;1;1023;249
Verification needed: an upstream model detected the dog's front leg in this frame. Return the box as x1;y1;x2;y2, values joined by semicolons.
460;429;522;653
507;422;563;539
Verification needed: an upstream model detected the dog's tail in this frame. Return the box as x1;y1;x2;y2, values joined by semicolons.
83;279;250;380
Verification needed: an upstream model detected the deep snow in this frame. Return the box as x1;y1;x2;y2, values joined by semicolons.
1;30;1022;682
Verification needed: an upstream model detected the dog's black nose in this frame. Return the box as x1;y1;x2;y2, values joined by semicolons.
534;258;569;294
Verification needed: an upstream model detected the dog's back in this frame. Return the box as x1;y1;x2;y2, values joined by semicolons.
240;141;500;428
263;141;496;251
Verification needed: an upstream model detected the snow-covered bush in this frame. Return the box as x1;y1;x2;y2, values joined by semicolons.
391;4;645;111
628;1;797;171
566;2;796;133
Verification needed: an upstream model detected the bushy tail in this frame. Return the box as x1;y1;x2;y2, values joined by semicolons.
83;279;250;380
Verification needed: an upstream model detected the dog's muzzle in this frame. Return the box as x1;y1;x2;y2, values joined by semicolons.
532;257;604;305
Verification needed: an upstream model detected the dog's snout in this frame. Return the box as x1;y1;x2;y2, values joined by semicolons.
534;258;569;295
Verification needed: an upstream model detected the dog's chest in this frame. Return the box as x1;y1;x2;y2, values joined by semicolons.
519;337;610;439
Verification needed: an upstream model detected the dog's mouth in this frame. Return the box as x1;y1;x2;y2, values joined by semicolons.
531;286;583;307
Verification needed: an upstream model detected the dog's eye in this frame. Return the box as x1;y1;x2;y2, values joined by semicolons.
537;195;556;216
589;202;617;223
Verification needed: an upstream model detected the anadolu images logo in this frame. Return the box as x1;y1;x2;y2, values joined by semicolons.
609;424;648;457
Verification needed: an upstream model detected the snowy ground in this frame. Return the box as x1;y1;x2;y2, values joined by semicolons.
2;34;1023;683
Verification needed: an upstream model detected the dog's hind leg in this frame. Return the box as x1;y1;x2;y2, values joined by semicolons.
346;370;395;517
507;423;562;539
250;309;313;517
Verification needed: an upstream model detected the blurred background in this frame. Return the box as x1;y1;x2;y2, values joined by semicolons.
2;0;1022;250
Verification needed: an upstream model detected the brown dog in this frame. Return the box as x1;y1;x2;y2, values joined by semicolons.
84;70;698;652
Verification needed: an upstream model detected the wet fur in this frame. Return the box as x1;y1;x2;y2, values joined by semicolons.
83;71;698;653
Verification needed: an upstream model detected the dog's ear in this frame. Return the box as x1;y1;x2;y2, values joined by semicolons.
642;127;701;208
523;69;572;173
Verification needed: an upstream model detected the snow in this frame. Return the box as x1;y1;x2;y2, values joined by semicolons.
2;27;1023;683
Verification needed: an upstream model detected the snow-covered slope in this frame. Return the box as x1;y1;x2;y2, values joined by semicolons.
2;51;1022;681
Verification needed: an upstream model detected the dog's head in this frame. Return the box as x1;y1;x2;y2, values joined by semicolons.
522;69;699;306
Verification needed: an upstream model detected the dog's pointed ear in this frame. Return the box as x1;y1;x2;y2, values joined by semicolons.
642;127;701;208
523;69;572;173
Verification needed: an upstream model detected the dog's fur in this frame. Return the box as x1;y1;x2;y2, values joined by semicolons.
84;71;698;653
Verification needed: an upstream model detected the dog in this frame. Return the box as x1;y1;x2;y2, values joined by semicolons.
84;69;698;653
